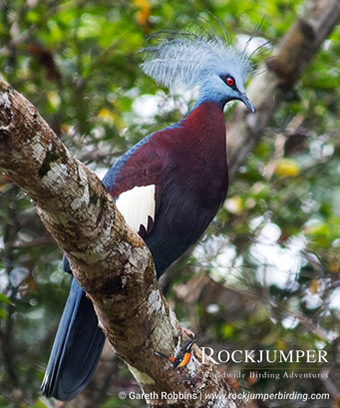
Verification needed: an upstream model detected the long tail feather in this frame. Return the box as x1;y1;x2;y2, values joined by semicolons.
41;278;105;401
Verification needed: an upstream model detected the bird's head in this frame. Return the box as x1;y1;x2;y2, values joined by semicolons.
140;30;255;112
199;68;255;112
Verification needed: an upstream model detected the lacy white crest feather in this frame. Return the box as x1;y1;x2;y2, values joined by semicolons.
140;31;252;90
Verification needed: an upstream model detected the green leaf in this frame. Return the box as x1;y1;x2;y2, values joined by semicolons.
0;308;8;320
0;293;11;304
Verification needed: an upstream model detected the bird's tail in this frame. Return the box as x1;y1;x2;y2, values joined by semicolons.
41;278;105;401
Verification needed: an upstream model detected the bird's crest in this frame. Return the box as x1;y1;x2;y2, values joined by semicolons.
140;29;252;90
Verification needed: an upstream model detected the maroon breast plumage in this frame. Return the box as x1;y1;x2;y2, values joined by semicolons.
103;101;228;276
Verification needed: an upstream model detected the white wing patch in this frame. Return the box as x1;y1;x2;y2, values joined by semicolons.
115;185;155;234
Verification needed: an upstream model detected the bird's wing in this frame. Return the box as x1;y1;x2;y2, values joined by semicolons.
102;134;164;237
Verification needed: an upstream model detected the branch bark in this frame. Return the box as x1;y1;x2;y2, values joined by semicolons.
227;0;340;180
0;0;339;406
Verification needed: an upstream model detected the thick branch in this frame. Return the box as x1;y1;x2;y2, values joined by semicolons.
0;80;242;407
227;0;340;179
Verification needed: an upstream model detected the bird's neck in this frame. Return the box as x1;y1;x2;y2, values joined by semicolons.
194;80;229;108
176;100;227;160
180;100;226;138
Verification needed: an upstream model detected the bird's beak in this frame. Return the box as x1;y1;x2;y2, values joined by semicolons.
239;93;256;113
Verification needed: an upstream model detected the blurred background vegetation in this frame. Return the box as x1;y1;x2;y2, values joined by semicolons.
0;0;339;407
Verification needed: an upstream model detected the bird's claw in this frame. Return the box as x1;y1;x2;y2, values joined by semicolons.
182;327;195;338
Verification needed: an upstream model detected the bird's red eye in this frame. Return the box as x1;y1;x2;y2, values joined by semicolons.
226;77;234;87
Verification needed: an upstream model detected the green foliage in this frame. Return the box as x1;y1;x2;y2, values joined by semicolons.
0;0;339;407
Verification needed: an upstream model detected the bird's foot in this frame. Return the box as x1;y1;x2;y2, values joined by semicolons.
182;327;195;338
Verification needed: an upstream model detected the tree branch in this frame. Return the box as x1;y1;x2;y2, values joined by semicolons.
0;80;242;407
227;0;340;180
